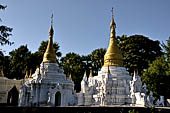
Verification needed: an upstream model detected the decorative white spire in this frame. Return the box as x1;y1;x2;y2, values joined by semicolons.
83;71;87;81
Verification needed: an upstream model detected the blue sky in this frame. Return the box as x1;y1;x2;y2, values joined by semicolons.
0;0;170;56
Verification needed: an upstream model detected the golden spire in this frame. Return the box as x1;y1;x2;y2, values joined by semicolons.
89;70;93;78
29;69;33;78
103;8;123;67
25;71;29;79
42;14;57;63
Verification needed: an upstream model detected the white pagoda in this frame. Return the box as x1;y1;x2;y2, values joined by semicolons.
77;9;149;106
19;20;77;107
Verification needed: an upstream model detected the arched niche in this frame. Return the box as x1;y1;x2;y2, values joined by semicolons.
7;85;19;106
55;91;61;106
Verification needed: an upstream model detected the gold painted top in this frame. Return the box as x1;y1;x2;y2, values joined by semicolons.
42;25;57;63
25;71;29;79
103;9;123;67
29;69;33;78
89;70;93;78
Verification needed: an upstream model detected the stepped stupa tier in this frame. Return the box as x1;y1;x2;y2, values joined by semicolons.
19;18;77;107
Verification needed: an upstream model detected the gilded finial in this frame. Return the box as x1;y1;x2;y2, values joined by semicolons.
103;8;123;67
29;69;33;78
25;71;29;79
110;8;116;38
51;13;53;25
134;69;138;75
89;70;93;78
49;14;54;38
42;14;57;63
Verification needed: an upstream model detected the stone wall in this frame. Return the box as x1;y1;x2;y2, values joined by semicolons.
0;77;22;105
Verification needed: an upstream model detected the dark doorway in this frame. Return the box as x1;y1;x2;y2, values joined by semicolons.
55;92;61;106
7;86;19;106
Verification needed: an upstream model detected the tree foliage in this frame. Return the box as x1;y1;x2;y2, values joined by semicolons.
81;55;92;75
90;48;106;76
117;35;162;75
0;51;10;77
1;40;62;79
0;50;4;65
9;45;31;79
0;4;13;46
60;52;84;92
162;37;170;62
142;56;170;99
60;48;106;91
142;37;170;99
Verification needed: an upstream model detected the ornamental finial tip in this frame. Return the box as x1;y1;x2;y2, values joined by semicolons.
111;7;114;20
51;13;53;26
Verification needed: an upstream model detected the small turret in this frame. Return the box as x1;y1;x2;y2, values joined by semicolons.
29;69;33;78
25;71;29;79
89;70;93;78
83;71;87;81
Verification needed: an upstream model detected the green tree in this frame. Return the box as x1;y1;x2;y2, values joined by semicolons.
142;37;170;99
81;55;92;76
60;52;84;92
0;51;11;78
142;56;170;99
9;45;31;79
90;48;106;76
0;50;4;65
117;35;162;75
38;40;61;64
162;37;170;63
0;4;13;75
1;55;10;78
0;4;13;46
30;52;41;72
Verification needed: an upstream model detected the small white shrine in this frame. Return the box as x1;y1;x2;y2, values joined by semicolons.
19;21;77;106
77;10;150;107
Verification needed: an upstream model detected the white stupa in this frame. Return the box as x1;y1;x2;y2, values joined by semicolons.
19;18;77;107
77;9;149;106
